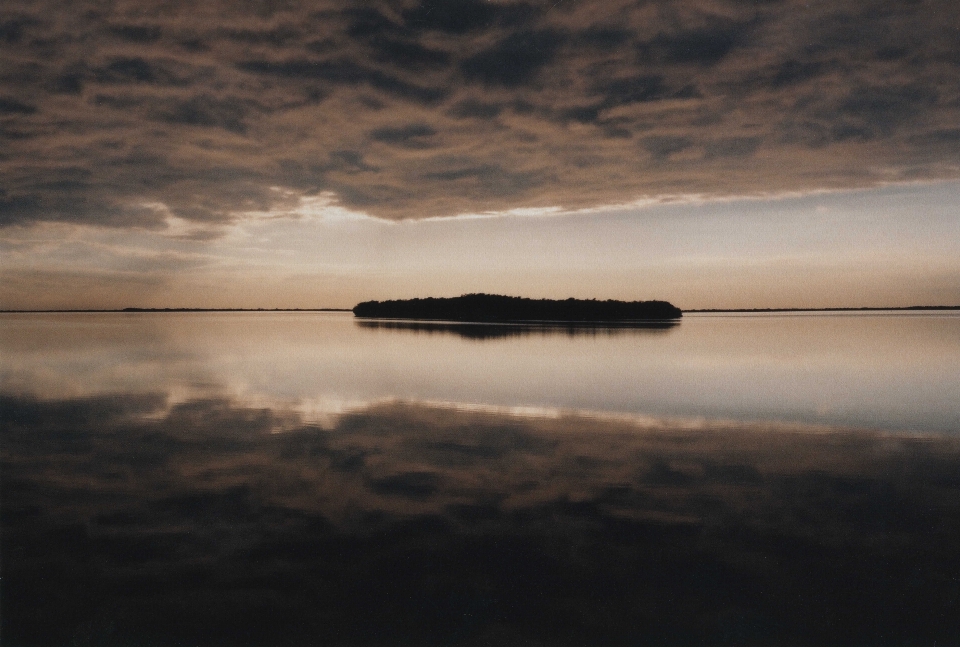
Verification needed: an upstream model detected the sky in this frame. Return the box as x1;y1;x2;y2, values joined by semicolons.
1;0;959;309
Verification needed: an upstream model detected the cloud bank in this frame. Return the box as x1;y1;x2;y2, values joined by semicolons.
2;0;959;229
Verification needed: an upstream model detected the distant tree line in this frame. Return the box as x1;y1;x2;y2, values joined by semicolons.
352;294;682;321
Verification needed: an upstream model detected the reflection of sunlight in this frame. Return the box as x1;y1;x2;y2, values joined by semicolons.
103;388;877;437
389;398;880;434
139;387;381;432
289;396;382;430
274;396;875;437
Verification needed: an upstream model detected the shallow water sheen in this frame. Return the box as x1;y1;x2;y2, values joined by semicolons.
2;310;958;432
2;311;960;645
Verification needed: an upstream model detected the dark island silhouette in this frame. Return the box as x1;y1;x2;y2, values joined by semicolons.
352;294;682;322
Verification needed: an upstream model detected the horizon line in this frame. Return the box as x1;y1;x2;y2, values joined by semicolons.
2;306;959;314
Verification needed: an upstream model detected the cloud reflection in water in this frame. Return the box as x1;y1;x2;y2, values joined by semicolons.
3;394;960;645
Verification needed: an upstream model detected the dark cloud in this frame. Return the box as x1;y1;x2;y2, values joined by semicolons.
369;36;451;69
557;103;601;123
422;163;502;181
370;122;437;147
910;127;960;151
461;29;563;86
93;57;168;84
0;15;40;44
704;135;762;159
643;135;694;161
771;59;826;87
236;57;346;79
577;26;634;50
402;0;521;34
0;194;41;225
236;56;447;103
0;96;36;114
218;25;299;46
92;92;143;110
50;66;86;94
1;0;958;229
639;22;747;66
108;23;163;43
419;161;542;197
834;84;939;139
594;74;669;107
153;94;252;134
448;98;504;119
325;149;378;173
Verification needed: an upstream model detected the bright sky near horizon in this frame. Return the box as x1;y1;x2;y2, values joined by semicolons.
2;0;959;309
3;182;958;310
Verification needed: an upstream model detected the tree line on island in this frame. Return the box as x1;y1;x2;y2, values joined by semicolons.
352;294;682;322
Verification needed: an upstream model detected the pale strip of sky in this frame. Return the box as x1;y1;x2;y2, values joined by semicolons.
2;181;958;310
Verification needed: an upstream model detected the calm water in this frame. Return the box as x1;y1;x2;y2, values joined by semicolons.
3;312;960;645
2;310;958;432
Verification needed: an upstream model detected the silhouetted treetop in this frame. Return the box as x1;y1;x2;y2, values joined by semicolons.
353;294;682;321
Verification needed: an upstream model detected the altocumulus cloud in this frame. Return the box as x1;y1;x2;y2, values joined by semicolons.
1;0;959;230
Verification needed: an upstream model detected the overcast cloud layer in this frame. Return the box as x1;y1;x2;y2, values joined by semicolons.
2;0;959;229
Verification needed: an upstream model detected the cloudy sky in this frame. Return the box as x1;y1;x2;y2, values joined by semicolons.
2;0;959;309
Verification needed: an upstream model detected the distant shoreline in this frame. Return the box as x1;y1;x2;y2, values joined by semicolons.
0;308;352;313
685;306;960;313
2;305;957;314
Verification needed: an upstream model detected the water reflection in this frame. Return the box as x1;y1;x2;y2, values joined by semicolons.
356;318;678;339
2;311;958;432
3;394;960;645
3;311;960;643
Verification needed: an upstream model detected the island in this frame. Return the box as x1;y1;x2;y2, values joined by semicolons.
352;294;682;322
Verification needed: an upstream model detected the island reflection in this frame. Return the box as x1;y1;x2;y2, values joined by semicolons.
4;394;960;646
356;318;679;339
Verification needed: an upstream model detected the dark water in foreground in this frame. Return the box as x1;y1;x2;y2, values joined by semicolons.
2;312;959;645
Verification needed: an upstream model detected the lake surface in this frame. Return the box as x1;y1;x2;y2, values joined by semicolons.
2;310;958;432
2;311;960;645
